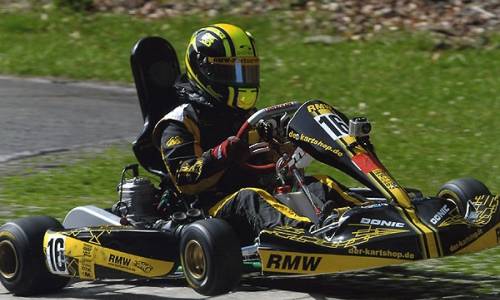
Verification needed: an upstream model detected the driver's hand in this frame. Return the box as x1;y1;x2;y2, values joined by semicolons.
256;121;274;142
211;136;250;164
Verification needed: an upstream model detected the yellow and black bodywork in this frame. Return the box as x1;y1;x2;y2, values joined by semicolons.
257;194;499;275
42;227;179;280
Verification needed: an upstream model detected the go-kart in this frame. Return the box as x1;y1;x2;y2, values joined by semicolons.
0;37;498;297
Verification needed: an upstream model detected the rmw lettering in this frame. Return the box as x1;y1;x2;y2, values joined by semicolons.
430;205;450;225
266;254;322;271
109;254;131;267
360;218;405;228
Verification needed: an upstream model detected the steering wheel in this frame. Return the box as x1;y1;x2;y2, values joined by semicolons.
236;121;276;172
236;101;302;173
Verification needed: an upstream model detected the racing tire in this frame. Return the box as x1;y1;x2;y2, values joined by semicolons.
180;218;242;296
437;178;491;216
0;216;70;296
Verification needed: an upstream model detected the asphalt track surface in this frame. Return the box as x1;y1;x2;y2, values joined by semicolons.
0;76;140;162
0;77;499;300
0;266;499;300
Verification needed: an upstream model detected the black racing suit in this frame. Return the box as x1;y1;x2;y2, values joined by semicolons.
154;77;363;245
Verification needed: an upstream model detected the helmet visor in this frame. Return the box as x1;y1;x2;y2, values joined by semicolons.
203;57;259;87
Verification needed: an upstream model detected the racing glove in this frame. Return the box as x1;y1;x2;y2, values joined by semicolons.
211;136;250;164
256;120;274;142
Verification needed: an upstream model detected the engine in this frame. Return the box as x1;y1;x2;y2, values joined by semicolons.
110;164;161;225
116;176;157;219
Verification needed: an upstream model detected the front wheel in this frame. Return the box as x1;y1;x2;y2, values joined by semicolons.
437;178;491;216
180;218;242;296
0;216;70;296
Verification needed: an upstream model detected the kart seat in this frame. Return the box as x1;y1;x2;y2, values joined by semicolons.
130;36;181;178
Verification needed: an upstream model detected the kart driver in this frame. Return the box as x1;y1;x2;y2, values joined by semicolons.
153;24;364;245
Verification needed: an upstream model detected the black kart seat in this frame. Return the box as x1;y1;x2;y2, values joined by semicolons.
130;36;181;177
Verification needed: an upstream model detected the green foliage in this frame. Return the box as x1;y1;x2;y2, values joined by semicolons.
52;0;93;11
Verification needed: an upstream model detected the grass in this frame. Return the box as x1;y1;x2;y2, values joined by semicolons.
0;146;137;220
0;10;498;195
0;8;499;286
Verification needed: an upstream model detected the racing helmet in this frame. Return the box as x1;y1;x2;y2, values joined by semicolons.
185;23;259;111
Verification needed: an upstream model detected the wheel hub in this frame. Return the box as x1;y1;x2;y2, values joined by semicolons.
0;240;18;280
184;240;206;280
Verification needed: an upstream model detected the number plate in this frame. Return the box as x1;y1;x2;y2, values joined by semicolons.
314;113;349;140
45;233;69;275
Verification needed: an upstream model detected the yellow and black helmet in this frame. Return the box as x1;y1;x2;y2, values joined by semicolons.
185;24;259;111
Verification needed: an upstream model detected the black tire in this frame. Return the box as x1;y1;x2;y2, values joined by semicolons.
180;218;242;296
0;216;70;296
437;178;491;215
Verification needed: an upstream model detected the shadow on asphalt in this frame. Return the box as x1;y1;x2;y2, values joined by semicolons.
28;266;499;300
240;266;500;299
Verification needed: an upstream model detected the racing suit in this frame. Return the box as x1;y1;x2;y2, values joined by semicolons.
154;76;364;245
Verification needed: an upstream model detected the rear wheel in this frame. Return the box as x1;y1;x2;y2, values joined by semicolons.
0;216;70;296
180;218;242;296
437;178;491;216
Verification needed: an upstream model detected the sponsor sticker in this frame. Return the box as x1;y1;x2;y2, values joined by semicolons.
83;243;93;257
179;159;203;176
307;103;334;116
360;217;405;228
430;205;451;225
266;254;322;272
348;247;415;260
134;261;154;274
79;258;95;280
106;254;154;274
352;153;380;173
288;131;343;157
199;32;217;47
166;136;183;148
449;229;483;252
108;254;133;270
372;169;399;189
